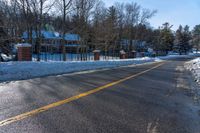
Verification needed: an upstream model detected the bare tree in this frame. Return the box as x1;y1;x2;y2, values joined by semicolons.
140;8;157;25
114;2;125;41
14;0;55;60
92;0;106;50
0;0;23;56
56;0;72;61
1;0;159;61
124;2;141;52
72;0;96;60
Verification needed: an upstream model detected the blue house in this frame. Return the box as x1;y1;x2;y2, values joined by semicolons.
64;33;81;47
64;33;82;53
22;31;81;53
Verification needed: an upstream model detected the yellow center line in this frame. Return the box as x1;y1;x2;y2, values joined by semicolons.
0;62;164;127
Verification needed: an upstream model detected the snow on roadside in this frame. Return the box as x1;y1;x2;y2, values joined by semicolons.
0;57;159;83
185;58;200;84
0;54;199;83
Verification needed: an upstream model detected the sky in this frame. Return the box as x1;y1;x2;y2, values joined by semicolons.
103;0;200;31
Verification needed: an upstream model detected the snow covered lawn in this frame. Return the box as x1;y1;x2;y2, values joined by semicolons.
0;57;159;83
185;58;200;84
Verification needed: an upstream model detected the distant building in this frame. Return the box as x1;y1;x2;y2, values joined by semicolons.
22;31;81;53
64;34;81;53
120;39;147;52
119;39;156;57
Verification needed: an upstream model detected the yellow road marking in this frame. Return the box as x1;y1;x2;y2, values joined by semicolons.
0;62;164;127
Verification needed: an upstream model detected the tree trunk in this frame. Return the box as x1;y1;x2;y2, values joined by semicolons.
62;39;66;61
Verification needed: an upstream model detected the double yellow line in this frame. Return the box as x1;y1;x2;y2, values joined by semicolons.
0;62;164;127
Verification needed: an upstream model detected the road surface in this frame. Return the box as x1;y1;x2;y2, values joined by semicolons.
0;58;200;133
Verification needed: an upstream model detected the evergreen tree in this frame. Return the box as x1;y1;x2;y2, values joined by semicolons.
192;25;200;51
174;25;183;54
159;23;174;54
182;25;192;54
174;25;191;54
105;6;118;44
151;29;161;53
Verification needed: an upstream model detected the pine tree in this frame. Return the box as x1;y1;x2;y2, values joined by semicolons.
159;23;174;54
182;25;191;54
105;6;118;46
174;25;183;54
192;25;200;51
174;25;191;54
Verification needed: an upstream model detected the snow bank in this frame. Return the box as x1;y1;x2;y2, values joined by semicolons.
185;58;200;84
1;54;199;83
0;57;159;82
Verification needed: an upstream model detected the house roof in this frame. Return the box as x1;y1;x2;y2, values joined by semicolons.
16;43;31;47
42;31;60;39
22;30;61;39
22;31;80;41
65;44;80;47
64;34;80;41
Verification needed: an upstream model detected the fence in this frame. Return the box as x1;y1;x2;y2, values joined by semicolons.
32;52;120;62
0;42;152;62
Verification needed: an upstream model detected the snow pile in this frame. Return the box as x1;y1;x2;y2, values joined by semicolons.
0;57;159;82
1;54;199;83
0;54;13;61
185;58;200;84
155;54;192;61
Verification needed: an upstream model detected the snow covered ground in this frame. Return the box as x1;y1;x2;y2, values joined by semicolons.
185;58;200;84
0;54;200;83
0;57;160;83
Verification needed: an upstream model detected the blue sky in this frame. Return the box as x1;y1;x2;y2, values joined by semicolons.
103;0;200;30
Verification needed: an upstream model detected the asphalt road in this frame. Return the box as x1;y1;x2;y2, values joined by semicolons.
0;58;200;133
